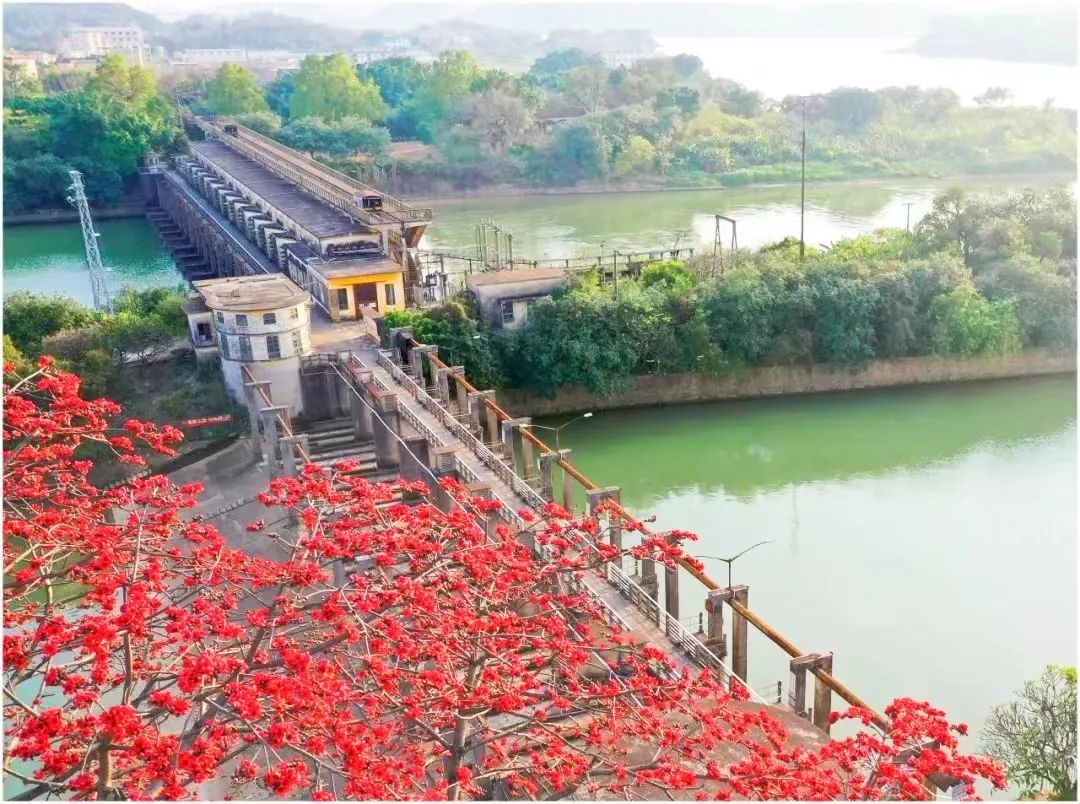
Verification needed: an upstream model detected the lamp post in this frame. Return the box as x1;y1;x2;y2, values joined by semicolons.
698;540;773;590
799;96;807;261
527;412;594;452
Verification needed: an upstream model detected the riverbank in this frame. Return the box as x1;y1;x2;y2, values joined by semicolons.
406;166;1075;204
3;201;147;227
500;351;1077;417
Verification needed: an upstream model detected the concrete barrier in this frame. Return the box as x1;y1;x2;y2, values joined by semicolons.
499;350;1078;417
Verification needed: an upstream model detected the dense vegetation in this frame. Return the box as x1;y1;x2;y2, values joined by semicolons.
389;188;1076;396
2;287;243;441
3;55;179;213
183;49;1078;195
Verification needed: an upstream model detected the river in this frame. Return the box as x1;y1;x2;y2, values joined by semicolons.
552;375;1077;760
3;175;1072;305
658;36;1079;109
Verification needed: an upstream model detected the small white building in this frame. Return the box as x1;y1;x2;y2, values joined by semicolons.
62;26;148;65
184;274;313;415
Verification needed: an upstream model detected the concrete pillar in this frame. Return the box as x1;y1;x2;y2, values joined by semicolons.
386;326;413;360
243;380;272;457
280;434;308;478
484;401;500;446
401;435;431;487
452;368;468;417
260;406;291;478
435;367;455;405
558;449;574;512
664;552;680;622
499;417;528;463
789;653;833;733
715;585;750;683
518;422;536;480
350;380;375;441
585;486;622;550
467;390;493;437
704;589;728;658
371;392;401;470
412;345;438;387
538;451;558;502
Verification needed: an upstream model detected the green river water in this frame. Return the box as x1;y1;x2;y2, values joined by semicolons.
550;375;1076;751
3;178;1076;766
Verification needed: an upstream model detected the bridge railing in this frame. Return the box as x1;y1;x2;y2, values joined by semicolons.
371;348;763;703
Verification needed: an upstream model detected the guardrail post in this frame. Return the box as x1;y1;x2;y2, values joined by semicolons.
517;421;536;480
538;451;558;502
280;434;308;478
814;653;834;733
410;344;437;383
467;390;495;438
500;417;529;462
349;370;375;440
585;486;622;550
714;585;750;683
789;653;833;732
466;482;500;539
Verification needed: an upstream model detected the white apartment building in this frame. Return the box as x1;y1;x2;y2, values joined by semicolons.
62;25;148;65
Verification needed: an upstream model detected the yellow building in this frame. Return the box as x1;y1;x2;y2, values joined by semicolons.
306;257;406;322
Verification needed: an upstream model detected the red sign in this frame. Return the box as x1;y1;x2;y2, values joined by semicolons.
179;415;233;429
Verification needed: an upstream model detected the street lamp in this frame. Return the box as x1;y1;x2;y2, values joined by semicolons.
527;412;594;452
698;540;773;590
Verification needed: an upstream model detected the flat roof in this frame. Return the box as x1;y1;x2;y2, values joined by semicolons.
190;139;361;241
310;257;404;281
193;274;309;312
466;266;570;287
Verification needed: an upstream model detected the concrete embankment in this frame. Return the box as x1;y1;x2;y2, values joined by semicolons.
500;350;1078;417
3;202;147;226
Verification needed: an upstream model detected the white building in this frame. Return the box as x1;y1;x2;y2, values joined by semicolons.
172;48;248;67
465;266;570;330
184;275;313;415
63;25;148;65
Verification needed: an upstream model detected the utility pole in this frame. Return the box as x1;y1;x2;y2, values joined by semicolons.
799;97;807;261
67;170;111;312
904;202;914;234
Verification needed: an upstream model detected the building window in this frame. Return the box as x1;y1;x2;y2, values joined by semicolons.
336;288;349;310
216;311;224;324
266;334;281;359
501;300;516;326
220;336;230;359
239;336;252;361
263;312;276;325
290;306;299;320
235;313;248;327
384;283;396;306
292;330;303;355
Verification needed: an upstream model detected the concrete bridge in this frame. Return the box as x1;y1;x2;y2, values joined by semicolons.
147;118;901;744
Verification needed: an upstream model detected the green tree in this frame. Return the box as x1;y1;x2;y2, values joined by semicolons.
3;61;44;99
563;65;610;115
406;51;483;142
206;64;268;115
383;303;503;389
290;54;388;123
550;121;610;181
356;57;428;108
915;189;988;268
2;291;97;355
613;134;657;176
982;666;1077;799
233;111;282;137
641;260;694;291
264;70;296;120
460;89;533;153
527;48;604;89
928;284;1021;356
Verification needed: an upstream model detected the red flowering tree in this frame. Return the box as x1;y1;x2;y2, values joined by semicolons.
3;361;1006;800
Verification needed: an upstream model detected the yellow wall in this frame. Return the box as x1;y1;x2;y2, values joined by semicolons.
327;271;406;312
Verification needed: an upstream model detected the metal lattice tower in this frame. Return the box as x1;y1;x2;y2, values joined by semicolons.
67;170;111;312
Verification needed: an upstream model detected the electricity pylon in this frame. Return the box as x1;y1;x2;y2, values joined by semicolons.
67;170;111;312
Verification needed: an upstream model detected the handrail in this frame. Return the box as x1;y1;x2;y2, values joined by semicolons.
240;364;310;464
405;337;891;732
372;348;762;704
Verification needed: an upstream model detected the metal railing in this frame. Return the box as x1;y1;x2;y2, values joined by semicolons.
370;348;762;703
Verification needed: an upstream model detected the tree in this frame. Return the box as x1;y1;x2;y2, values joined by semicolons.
290;54;388;123
563;65;610;115
3;62;44;99
334;116;391;156
928;285;1022;356
974;87;1011;107
406;50;484;142
233;111;282;137
820;87;884;133
206;64;268;115
550;121;611;181
264;70;296;120
460;89;533;153
356;57;428;108
982;666;1076;799
527;48;604;89
613;135;657;177
915;189;988;268
2;291;97;355
0;361;1009;800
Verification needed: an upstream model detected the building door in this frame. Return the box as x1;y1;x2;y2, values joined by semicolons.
354;282;378;314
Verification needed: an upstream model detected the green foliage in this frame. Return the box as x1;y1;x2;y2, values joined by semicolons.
279;116;390;157
527;49;605;89
232;111;282;137
928;285;1022;357
206;64;268;115
383;304;504;390
641;260;694;291
404;51;484;142
289;54;388;123
982;665;1077;799
3;291;97;355
2;334;33;375
4;62;44;99
356;57;428;108
613;135;657;177
263;71;296;120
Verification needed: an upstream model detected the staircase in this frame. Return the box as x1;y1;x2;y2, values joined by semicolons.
146;206;213;280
